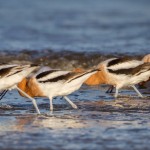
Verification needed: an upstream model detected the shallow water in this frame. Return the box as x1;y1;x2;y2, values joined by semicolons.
0;0;150;149
0;85;150;150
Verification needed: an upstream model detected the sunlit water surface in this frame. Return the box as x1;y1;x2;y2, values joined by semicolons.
0;0;150;149
0;85;150;150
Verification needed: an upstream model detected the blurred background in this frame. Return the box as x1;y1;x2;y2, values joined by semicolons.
1;1;150;150
0;0;150;55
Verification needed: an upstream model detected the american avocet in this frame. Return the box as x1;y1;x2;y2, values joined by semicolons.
18;68;99;112
97;57;150;97
75;55;150;95
105;54;150;93
0;64;40;114
17;55;150;101
74;57;150;97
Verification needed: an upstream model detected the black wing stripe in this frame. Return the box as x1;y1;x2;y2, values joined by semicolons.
133;63;150;76
67;69;98;83
7;70;23;77
107;58;132;67
108;63;150;76
39;72;76;83
108;68;133;75
36;70;58;79
135;69;150;76
0;67;14;78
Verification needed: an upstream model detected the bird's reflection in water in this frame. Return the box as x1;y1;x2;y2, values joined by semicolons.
0;114;86;132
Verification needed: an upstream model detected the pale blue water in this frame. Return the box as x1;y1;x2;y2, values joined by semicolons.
0;0;150;54
0;1;150;150
0;85;150;150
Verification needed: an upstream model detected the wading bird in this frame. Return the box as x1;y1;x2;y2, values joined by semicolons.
18;68;99;112
96;57;150;97
74;56;150;97
104;54;150;93
0;64;40;114
17;55;150;101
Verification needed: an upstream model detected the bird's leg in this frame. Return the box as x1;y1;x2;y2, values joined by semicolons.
0;90;8;100
15;85;41;114
63;96;78;109
106;85;114;93
0;90;7;96
131;85;143;98
49;96;53;113
109;86;114;93
114;88;119;98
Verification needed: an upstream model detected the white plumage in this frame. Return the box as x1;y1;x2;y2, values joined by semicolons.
33;69;99;112
0;64;40;114
98;57;150;97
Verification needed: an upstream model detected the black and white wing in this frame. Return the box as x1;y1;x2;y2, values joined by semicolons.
105;57;144;76
36;70;76;83
0;64;38;79
36;69;99;84
132;62;150;76
0;64;19;78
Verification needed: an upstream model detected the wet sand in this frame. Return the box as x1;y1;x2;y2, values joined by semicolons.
0;85;150;150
